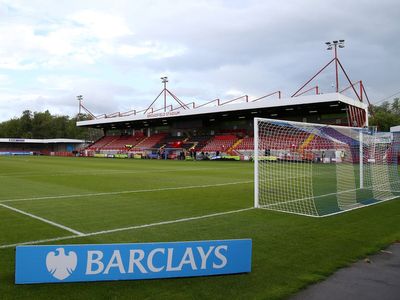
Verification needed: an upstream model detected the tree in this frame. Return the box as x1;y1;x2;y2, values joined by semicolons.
369;98;400;131
0;119;22;138
391;98;400;115
0;110;92;139
20;110;33;138
31;110;53;138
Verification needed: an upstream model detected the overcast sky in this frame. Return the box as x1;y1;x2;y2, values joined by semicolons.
0;0;399;121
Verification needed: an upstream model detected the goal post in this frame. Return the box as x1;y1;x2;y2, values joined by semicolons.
359;129;364;189
254;117;400;217
254;117;260;208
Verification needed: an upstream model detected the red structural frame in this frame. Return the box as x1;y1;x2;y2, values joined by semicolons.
79;88;282;120
291;42;371;108
78;42;370;125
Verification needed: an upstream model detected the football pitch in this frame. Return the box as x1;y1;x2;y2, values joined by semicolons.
0;156;399;299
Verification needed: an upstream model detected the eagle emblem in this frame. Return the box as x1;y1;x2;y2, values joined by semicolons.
46;248;78;280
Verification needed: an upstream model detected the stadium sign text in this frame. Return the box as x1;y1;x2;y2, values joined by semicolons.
15;239;252;284
146;111;180;119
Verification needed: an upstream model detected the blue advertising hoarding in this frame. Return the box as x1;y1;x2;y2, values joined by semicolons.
15;239;252;284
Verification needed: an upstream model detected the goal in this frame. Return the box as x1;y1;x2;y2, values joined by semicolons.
254;118;400;217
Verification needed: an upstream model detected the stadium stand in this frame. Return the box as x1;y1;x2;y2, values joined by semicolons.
320;127;359;147
231;137;253;157
201;135;238;152
183;135;212;151
132;133;167;150
102;134;146;150
87;136;118;150
153;135;187;149
235;137;254;150
81;122;365;161
87;133;147;151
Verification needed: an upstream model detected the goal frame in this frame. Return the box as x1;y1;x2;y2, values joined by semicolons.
253;117;370;216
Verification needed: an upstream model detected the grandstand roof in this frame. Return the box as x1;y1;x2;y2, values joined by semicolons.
390;125;400;133
77;93;368;128
0;138;86;144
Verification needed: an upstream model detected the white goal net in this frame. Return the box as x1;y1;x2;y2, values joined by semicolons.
254;118;400;217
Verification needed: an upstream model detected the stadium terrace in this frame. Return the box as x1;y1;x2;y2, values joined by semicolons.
76;91;368;160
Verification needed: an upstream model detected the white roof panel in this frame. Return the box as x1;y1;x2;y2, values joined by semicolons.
0;138;86;144
77;93;368;127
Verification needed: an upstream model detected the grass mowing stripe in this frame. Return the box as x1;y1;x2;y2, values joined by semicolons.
0;175;312;204
0;204;84;236
0;180;254;203
83;207;255;237
0;166;250;178
0;207;254;249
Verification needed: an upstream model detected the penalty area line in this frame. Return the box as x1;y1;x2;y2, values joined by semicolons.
0;207;254;249
0;203;84;236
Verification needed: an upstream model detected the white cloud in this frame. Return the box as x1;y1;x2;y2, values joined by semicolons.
0;6;187;71
69;10;133;39
0;0;399;122
117;41;186;59
225;89;246;97
0;74;11;85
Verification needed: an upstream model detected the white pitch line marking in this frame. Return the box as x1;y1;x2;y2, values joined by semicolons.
84;207;254;237
0;180;254;204
0;235;78;249
0;207;254;249
0;204;84;236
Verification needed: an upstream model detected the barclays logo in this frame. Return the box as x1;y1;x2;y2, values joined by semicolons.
46;248;77;280
16;239;252;284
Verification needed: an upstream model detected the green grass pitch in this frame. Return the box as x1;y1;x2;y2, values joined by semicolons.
0;156;399;299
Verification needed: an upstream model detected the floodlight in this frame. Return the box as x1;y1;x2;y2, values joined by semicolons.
161;76;168;84
325;42;331;45
333;40;338;44
339;39;345;42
